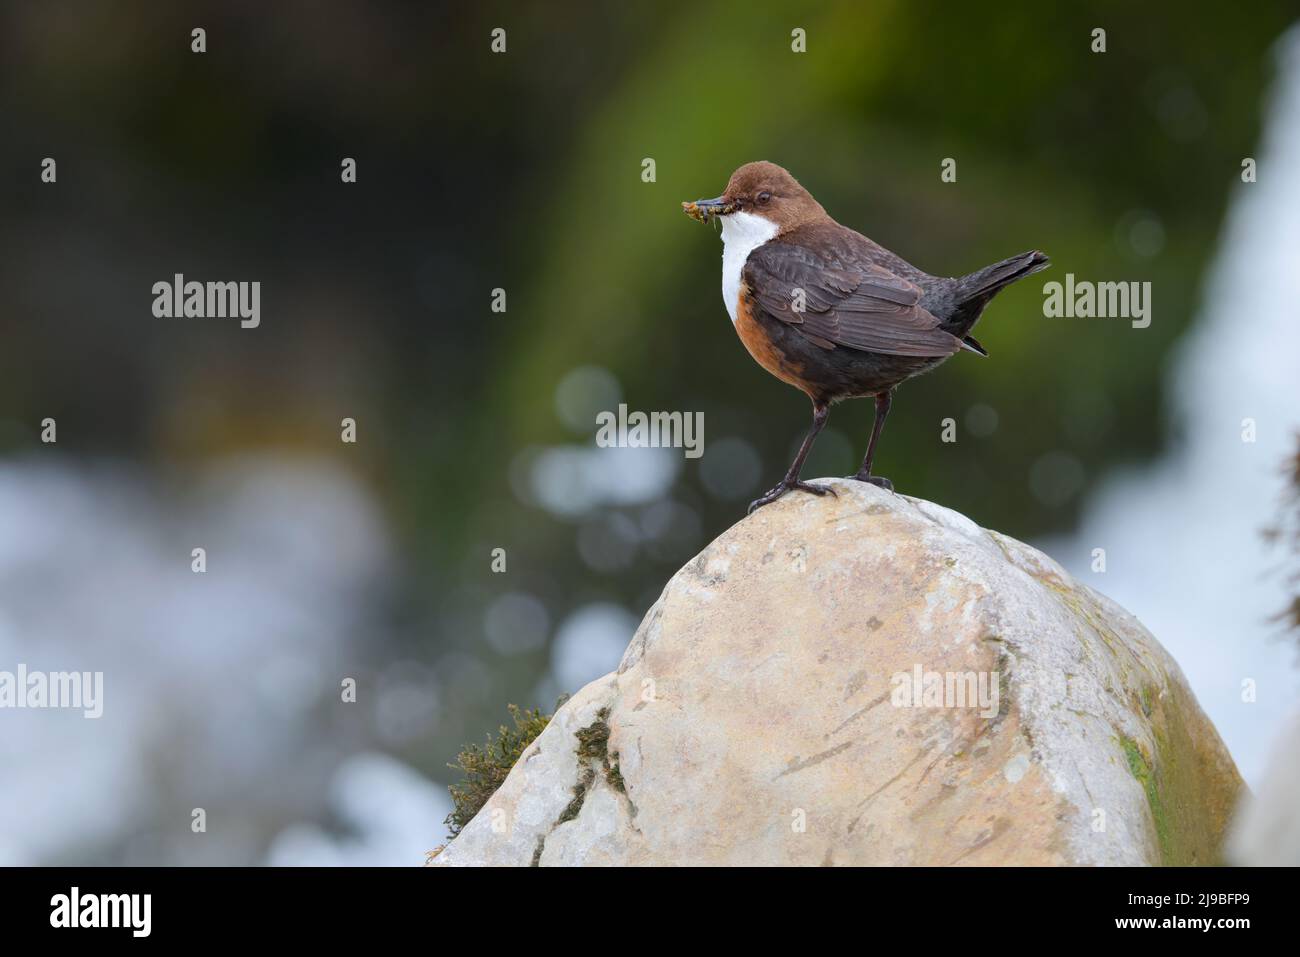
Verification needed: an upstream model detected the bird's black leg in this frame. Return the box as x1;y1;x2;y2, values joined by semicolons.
848;390;895;491
748;402;838;514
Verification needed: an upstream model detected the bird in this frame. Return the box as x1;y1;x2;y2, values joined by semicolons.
683;161;1049;514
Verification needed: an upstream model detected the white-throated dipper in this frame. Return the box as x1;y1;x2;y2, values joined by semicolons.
684;161;1049;513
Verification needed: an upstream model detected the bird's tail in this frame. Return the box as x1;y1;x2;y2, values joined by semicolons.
956;249;1050;303
943;250;1050;344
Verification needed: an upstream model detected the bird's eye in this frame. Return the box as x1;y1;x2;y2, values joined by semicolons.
757;191;772;205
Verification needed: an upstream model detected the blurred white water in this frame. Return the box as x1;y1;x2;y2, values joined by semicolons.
264;751;451;866
0;455;447;865
1047;27;1300;787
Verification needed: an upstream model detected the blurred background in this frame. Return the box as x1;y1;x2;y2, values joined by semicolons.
1;1;1298;865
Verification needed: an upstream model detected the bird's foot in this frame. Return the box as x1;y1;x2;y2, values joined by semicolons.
747;479;837;515
845;473;894;492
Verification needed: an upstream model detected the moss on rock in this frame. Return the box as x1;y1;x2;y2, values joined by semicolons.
1119;682;1244;866
445;704;553;839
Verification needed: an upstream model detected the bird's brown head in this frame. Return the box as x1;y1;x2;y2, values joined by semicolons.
682;161;828;232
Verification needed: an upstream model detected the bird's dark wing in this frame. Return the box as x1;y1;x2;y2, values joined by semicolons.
743;241;962;357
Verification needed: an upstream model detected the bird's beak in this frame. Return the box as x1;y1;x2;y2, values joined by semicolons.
682;196;736;223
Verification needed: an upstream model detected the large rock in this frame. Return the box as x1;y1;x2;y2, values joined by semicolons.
434;480;1243;866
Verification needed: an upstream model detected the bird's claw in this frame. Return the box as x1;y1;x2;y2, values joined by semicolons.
844;473;894;492
747;480;837;515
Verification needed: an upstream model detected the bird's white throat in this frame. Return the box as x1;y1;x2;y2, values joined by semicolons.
719;211;779;324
